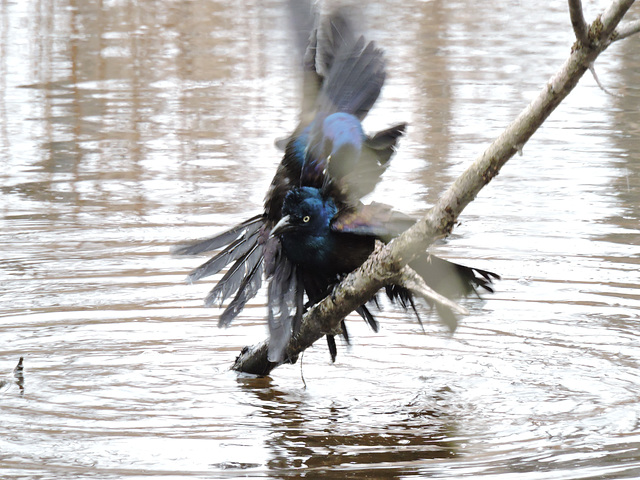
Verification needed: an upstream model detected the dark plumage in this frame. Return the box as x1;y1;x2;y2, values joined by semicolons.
271;187;500;347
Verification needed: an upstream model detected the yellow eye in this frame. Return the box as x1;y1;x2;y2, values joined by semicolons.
302;215;310;223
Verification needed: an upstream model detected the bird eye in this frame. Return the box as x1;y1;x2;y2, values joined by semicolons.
302;215;310;223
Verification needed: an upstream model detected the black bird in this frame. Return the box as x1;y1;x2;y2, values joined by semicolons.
173;11;407;361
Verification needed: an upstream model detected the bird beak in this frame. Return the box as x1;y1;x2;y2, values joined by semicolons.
270;215;295;237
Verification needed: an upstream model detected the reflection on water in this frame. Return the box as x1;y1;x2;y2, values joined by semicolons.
239;376;460;475
1;0;640;478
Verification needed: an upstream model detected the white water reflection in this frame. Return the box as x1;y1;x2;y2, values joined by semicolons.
1;0;640;478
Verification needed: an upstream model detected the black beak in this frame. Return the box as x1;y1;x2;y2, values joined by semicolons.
270;215;295;237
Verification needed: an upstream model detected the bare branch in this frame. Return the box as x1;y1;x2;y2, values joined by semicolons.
569;0;590;44
615;19;640;41
232;0;637;376
599;0;637;41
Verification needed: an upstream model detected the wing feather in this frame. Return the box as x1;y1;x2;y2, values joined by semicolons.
171;215;263;256
204;242;264;308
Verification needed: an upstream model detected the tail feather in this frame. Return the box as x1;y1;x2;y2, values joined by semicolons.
384;285;424;331
325;319;350;363
326;334;338;362
171;215;264;256
387;283;456;333
356;305;379;332
340;319;350;345
366;282;459;333
402;256;499;332
410;255;500;298
470;266;501;294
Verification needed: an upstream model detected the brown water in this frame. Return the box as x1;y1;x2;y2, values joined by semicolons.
1;0;640;478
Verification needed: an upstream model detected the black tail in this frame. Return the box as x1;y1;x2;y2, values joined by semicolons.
350;257;499;334
395;255;500;332
410;255;500;298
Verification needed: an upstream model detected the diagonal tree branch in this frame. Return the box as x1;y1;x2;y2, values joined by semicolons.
232;0;637;376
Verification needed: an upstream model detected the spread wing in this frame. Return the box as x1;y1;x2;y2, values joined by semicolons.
331;202;415;240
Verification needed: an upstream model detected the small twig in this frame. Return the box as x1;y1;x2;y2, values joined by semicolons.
569;0;590;44
299;350;307;389
589;63;623;97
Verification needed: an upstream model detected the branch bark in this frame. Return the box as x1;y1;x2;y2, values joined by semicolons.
569;0;589;45
232;0;637;376
615;19;640;40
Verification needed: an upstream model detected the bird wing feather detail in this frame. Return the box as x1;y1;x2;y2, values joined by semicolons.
331;202;414;239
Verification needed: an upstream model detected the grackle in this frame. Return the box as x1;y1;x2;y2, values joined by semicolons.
173;10;408;362
271;187;500;359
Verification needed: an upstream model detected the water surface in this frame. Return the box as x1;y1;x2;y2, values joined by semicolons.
1;0;640;478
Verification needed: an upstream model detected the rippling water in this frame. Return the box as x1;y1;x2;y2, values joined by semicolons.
1;0;640;478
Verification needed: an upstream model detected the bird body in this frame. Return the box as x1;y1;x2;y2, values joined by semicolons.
272;186;499;336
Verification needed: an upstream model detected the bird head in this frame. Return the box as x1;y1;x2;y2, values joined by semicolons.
271;187;337;238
